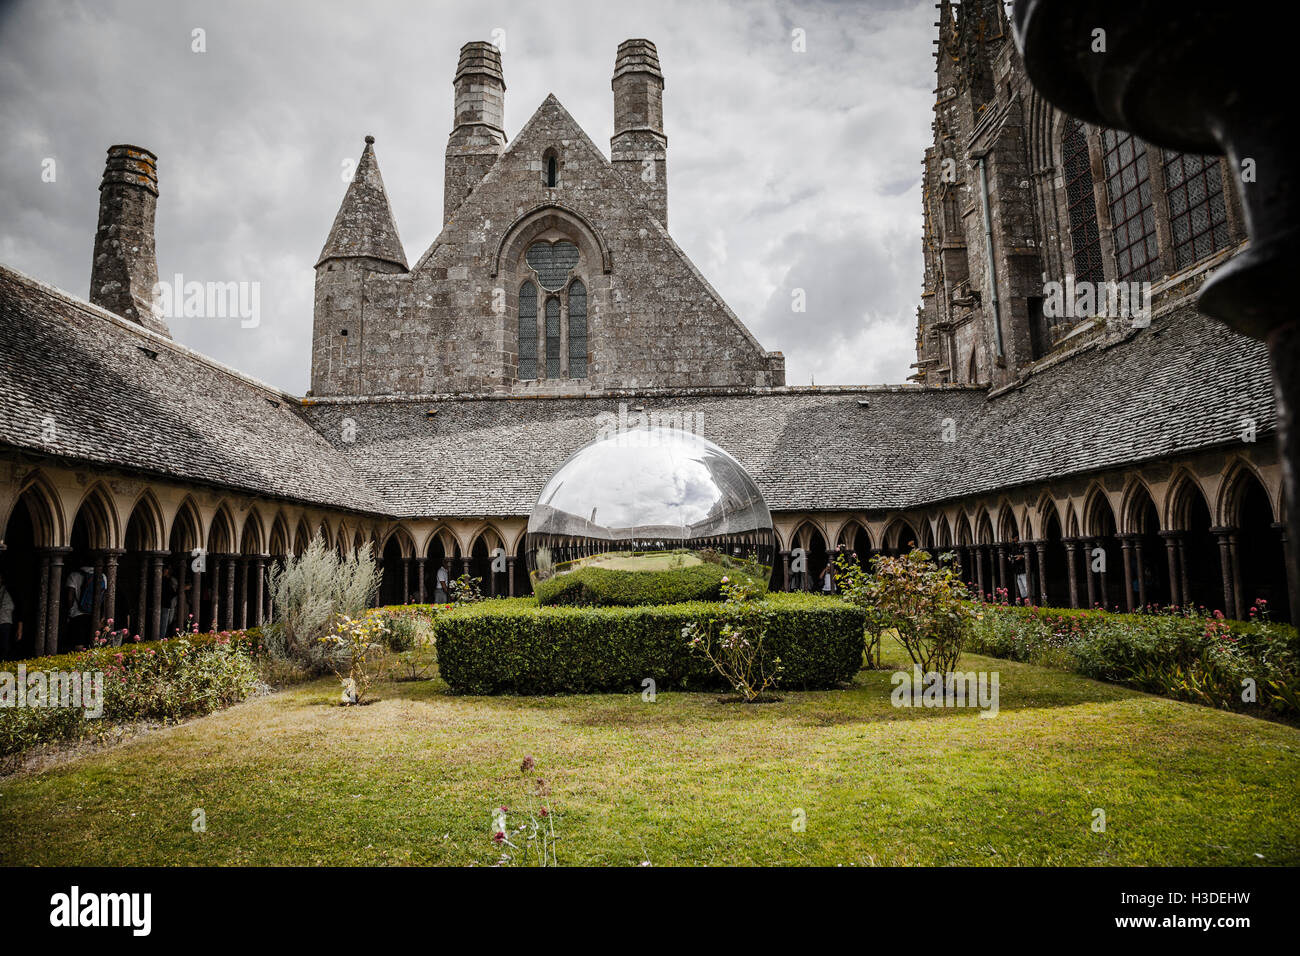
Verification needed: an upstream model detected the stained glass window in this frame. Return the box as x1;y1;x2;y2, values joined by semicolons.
568;280;587;379
1163;151;1231;270
1101;129;1160;282
1062;118;1104;287
518;281;537;381
545;297;561;379
526;241;580;291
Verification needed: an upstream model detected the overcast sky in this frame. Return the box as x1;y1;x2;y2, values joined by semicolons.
0;0;936;393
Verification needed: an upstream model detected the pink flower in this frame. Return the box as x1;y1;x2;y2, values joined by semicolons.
492;831;505;845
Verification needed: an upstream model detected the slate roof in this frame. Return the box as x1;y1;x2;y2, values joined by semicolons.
0;265;386;514
0;261;1277;519
316;138;408;269
299;299;1276;518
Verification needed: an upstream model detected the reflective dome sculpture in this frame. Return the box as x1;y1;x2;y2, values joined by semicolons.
526;427;776;590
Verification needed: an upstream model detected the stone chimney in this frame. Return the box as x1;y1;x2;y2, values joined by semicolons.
444;41;506;224
612;39;667;226
90;145;170;336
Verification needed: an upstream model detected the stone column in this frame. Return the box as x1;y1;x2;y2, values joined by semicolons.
1083;539;1097;608
1134;537;1148;609
1160;531;1181;607
223;555;237;630
137;556;149;639
460;556;471;580
1034;540;1049;606
402;556;411;605
416;556;427;604
1276;522;1297;624
35;552;51;657
45;548;70;656
1063;538;1080;609
1119;535;1136;613
1178;536;1191;611
103;549;122;632
192;561;204;634
975;546;987;600
1212;528;1238;618
209;556;221;633
780;550;791;591
995;545;1007;597
252;556;266;627
238;556;250;629
506;556;516;597
149;551;165;642
92;551;107;628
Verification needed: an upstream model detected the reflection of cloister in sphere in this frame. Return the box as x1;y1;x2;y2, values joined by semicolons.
525;427;776;585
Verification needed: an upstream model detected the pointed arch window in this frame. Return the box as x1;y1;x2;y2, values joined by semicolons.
518;281;538;380
1162;150;1230;270
1061;118;1104;286
545;297;561;379
1101;129;1159;282
568;280;587;378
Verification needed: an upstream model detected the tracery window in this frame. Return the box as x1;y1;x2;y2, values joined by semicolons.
568;280;587;378
518;281;537;380
518;239;589;381
1162;150;1231;270
1061;118;1104;286
1101;129;1159;282
545;297;561;379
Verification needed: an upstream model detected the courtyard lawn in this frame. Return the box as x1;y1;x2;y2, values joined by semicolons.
572;551;704;571
1;638;1298;866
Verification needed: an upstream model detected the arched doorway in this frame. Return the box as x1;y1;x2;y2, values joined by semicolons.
1232;471;1289;622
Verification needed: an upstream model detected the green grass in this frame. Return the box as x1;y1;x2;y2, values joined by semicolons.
574;551;704;571
1;636;1297;866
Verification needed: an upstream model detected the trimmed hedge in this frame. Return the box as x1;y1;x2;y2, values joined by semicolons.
435;592;865;695
534;562;765;608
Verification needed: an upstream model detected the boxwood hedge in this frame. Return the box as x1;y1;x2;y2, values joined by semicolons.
533;562;765;608
434;592;866;695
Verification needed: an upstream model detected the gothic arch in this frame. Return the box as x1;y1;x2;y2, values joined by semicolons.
268;513;291;558
208;504;238;555
239;509;265;555
1217;458;1277;527
124;489;166;552
1119;477;1161;535
492;204;613;279
1166;469;1214;531
1082;485;1119;538
168;497;203;554
70;482;119;551
5;470;64;549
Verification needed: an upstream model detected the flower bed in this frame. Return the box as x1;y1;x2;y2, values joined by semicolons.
968;604;1300;718
1;629;263;766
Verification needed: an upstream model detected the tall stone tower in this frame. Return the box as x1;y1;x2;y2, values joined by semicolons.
444;41;507;224
89;144;170;335
610;39;667;226
311;136;408;397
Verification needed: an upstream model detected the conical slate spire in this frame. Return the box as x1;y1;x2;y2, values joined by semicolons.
316;135;408;269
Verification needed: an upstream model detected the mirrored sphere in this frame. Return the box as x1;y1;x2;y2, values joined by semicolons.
526;427;776;583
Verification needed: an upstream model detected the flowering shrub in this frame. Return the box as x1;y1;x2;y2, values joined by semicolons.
318;613;390;704
839;549;975;675
490;755;559;866
449;573;484;605
969;604;1299;717
1;627;261;766
683;577;782;701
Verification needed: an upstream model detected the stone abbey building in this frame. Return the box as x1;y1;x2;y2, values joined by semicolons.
0;14;1290;660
